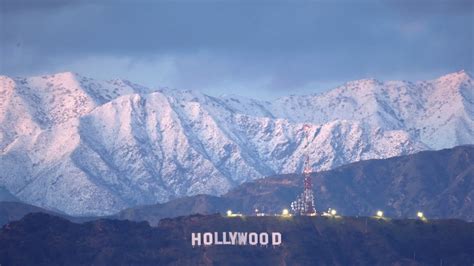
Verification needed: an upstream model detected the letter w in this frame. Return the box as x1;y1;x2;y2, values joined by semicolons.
237;232;248;245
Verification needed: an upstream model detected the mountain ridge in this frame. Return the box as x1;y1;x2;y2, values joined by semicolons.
114;145;474;225
0;146;471;226
0;71;472;215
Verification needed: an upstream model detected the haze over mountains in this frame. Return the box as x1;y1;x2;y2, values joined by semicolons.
0;71;472;215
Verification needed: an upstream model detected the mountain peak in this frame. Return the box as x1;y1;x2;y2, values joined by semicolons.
342;78;383;90
23;72;83;90
435;70;472;84
43;71;80;80
456;69;471;77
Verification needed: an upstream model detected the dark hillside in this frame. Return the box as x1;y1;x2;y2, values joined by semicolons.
115;145;474;224
0;213;472;265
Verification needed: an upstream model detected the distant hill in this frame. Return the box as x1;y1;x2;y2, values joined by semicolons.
0;202;53;226
115;145;474;225
0;212;472;265
0;202;95;226
0;186;19;202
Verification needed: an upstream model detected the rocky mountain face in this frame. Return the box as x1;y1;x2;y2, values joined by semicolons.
115;145;474;225
1;212;473;265
0;71;472;215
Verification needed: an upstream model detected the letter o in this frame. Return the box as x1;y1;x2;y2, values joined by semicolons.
249;232;258;245
259;233;269;245
203;233;213;245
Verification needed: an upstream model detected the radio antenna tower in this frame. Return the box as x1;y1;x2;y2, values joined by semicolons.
290;125;317;216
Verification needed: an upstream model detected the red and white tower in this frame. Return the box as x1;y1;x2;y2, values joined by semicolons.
290;125;317;216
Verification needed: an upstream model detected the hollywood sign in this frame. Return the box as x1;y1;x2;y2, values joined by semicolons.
191;232;282;247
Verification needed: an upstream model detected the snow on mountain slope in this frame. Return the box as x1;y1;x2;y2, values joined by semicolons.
266;70;474;149
0;71;471;215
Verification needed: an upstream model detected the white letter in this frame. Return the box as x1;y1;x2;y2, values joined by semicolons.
249;233;258;245
203;232;213;246
214;232;223;245
272;232;282;246
223;232;231;244
229;232;238;245
191;233;201;247
259;233;269;246
237;232;248;245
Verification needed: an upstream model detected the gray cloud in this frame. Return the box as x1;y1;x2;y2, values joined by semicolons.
1;0;472;98
0;0;84;13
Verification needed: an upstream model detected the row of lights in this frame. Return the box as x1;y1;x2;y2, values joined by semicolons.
227;209;292;217
376;210;425;219
226;210;243;217
227;209;426;219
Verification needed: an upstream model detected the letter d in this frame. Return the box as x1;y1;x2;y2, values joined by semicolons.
272;232;282;246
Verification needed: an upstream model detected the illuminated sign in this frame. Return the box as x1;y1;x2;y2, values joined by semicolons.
191;232;282;247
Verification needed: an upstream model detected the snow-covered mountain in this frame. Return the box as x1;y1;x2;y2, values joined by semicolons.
0;71;472;215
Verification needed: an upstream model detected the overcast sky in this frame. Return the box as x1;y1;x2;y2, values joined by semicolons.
1;0;473;99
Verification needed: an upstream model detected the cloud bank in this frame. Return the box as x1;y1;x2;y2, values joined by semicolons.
1;0;472;98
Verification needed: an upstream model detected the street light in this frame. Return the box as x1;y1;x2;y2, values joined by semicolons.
417;212;424;219
282;209;290;216
227;210;232;216
376;210;384;218
330;209;337;216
